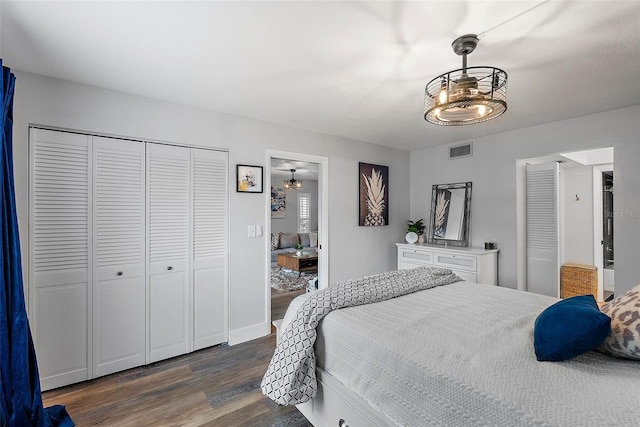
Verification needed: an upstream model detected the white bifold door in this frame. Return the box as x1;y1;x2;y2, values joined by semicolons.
147;144;191;362
93;137;147;377
526;162;560;297
29;128;228;390
191;149;228;350
30;129;92;390
146;144;228;362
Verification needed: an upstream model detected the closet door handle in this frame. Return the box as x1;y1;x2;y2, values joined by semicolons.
167;266;173;271
116;271;123;276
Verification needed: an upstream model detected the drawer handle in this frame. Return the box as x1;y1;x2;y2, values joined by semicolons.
116;271;123;276
167;266;173;271
338;420;349;427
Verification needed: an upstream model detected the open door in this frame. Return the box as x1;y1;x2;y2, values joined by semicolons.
526;162;560;297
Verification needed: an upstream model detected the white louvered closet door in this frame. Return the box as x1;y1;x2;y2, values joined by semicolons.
147;143;191;362
93;137;146;376
29;128;92;390
192;148;228;350
526;162;560;297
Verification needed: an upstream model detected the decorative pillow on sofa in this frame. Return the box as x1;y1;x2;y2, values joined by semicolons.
598;284;640;360
309;232;318;248
271;232;280;250
299;233;310;247
534;295;611;362
278;232;299;249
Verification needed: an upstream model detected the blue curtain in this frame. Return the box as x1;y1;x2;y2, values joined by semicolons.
0;60;73;426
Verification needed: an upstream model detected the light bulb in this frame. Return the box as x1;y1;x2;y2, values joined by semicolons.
439;90;447;105
478;105;486;116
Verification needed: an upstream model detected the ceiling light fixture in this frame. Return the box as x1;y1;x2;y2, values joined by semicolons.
283;169;303;190
424;34;507;126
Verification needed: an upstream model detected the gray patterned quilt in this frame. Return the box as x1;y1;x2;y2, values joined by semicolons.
261;267;461;405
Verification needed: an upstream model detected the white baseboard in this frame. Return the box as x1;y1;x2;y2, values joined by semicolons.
228;321;271;345
603;268;615;292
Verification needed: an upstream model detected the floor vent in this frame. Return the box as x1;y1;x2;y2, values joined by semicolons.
449;142;473;159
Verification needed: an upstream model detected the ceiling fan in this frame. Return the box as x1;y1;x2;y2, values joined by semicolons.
283;169;303;190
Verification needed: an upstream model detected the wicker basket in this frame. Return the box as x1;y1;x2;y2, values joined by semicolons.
560;263;598;299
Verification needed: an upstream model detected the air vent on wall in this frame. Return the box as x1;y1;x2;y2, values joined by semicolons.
449;142;473;159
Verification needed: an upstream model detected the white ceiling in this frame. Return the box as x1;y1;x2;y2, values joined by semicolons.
2;1;639;151
271;158;318;180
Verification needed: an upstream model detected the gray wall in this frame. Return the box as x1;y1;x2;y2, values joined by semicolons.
12;71;410;344
271;180;318;234
561;165;595;265
410;105;640;295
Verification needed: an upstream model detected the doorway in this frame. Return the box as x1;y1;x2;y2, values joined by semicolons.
265;150;329;323
516;147;614;299
594;166;614;301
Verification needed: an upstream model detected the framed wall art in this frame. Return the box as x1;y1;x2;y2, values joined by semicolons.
236;164;263;193
359;162;389;226
271;186;286;218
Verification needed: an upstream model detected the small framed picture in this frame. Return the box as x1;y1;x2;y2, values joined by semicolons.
236;164;263;193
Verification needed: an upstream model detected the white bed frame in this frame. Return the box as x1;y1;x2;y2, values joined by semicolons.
296;368;392;427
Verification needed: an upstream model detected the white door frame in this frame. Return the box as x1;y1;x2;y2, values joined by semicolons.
593;164;613;300
264;149;329;319
517;151;613;296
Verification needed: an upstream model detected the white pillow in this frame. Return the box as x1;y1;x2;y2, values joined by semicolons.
309;232;318;247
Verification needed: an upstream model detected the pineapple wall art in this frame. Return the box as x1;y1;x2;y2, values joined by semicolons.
359;162;389;226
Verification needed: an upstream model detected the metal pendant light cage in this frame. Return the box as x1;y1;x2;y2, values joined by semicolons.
283;169;303;189
424;35;508;126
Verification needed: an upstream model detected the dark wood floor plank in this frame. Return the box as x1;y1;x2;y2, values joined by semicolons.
43;365;194;418
271;288;305;320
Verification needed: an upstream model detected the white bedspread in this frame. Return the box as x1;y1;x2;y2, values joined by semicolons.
261;267;461;405
315;281;640;427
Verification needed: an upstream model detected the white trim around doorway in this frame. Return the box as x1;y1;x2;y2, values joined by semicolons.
264;149;329;325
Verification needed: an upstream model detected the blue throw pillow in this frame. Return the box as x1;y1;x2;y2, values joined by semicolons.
534;295;611;361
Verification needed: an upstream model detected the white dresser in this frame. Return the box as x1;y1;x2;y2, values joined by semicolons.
396;243;499;285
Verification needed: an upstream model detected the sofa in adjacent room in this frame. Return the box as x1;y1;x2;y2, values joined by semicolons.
271;232;318;267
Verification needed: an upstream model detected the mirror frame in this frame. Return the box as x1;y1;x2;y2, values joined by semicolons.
427;182;472;247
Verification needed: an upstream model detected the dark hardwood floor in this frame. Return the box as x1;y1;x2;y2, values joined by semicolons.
42;289;310;427
271;287;306;321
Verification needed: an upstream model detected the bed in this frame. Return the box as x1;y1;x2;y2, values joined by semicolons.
262;267;640;427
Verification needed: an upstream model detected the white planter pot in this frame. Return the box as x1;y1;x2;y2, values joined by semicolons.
405;232;418;244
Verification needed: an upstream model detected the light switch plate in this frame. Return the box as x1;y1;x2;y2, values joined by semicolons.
248;225;256;237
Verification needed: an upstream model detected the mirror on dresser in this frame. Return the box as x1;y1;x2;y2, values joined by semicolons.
427;182;472;247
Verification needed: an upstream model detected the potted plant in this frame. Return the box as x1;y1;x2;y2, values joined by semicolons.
294;242;304;257
406;219;426;243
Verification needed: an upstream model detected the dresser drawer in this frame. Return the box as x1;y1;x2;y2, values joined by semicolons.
434;253;477;272
399;260;426;270
398;249;434;265
396;243;498;285
451;269;477;282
